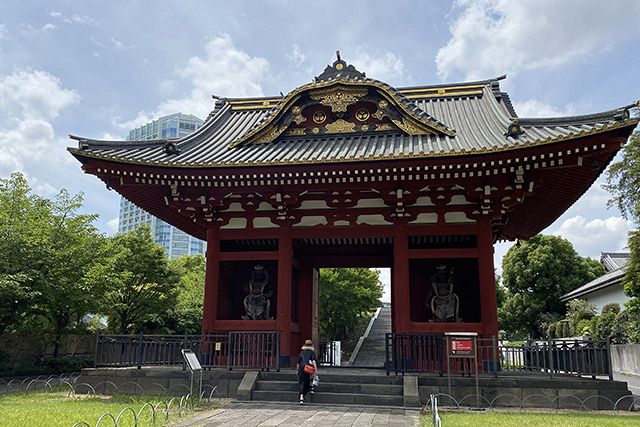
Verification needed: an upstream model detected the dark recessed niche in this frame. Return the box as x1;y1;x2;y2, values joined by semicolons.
409;258;481;323
217;260;278;320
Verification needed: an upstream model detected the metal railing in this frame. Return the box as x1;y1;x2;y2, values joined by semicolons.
385;333;444;375
95;332;280;371
318;341;340;366
386;333;612;379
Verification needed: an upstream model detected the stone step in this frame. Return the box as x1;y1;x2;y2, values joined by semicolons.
259;371;402;385
255;380;402;396
252;390;404;406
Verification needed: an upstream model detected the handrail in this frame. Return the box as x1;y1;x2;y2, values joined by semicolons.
347;306;383;366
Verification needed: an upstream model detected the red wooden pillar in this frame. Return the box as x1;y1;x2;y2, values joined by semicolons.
392;225;410;334
297;264;313;349
477;218;498;338
276;228;293;366
201;227;220;333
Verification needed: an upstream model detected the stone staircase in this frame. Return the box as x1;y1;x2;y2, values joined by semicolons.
350;305;392;367
251;370;404;406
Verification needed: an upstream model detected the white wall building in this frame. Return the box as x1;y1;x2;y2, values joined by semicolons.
561;252;630;313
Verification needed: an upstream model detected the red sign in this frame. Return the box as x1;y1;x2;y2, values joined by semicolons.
451;339;473;354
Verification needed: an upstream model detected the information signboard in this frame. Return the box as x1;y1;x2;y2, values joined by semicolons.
450;338;474;355
181;349;202;372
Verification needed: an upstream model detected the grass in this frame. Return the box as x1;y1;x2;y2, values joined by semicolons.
421;410;640;427
0;390;214;427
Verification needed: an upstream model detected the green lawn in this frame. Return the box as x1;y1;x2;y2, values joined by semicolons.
0;391;213;427
421;411;640;427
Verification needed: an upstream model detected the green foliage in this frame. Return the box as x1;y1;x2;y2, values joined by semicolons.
0;174;107;355
605;132;640;223
495;274;508;309
87;226;179;334
499;235;604;338
547;322;557;339
565;299;596;331
0;274;38;336
555;322;563;338
605;131;640;340
601;303;621;315
319;268;383;341
168;254;206;334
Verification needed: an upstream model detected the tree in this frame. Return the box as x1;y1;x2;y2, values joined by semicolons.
499;235;604;338
0;274;37;336
34;189;107;356
88;226;178;334
319;268;383;341
168;254;206;334
0;174;106;355
605;131;640;338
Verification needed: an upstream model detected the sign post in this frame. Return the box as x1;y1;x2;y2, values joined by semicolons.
181;349;203;397
445;332;479;407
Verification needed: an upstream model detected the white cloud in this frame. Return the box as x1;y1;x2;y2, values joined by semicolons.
513;100;575;118
110;37;134;50
0;24;8;40
107;217;119;233
118;34;269;128
287;44;306;67
436;0;640;80
21;22;58;34
49;11;97;26
552;215;632;259
351;48;409;84
0;69;79;188
0;69;80;124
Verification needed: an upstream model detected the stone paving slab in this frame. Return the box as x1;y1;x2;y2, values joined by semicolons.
174;401;420;427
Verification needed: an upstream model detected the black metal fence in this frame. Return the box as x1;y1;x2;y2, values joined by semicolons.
386;333;613;379
385;333;444;375
318;341;340;366
95;332;280;371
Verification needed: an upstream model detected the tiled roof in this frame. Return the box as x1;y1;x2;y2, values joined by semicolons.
69;81;638;168
561;267;626;301
600;252;629;272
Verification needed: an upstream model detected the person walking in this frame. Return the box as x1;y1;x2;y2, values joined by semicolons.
296;339;317;405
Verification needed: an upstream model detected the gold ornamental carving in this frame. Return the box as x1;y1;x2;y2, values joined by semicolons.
285;128;306;136
375;123;394;131
293;114;306;124
361;124;370;132
309;86;368;113
355;108;370;122
255;126;285;144
378;100;389;109
392;118;432;136
372;109;386;120
325;118;356;133
313;111;327;124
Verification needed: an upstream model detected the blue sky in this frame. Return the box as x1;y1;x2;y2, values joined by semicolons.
1;1;639;300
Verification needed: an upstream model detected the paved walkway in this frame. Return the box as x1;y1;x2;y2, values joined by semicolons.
174;401;421;427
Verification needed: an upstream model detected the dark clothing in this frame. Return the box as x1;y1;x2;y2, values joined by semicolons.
297;349;316;396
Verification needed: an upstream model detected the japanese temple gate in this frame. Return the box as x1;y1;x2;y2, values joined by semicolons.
70;56;639;367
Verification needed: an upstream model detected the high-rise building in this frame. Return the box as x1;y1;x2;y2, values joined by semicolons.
118;113;205;259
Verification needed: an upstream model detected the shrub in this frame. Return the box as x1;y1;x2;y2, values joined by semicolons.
555;322;564;338
575;319;592;336
43;356;93;374
547;322;557;339
601;303;621;315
